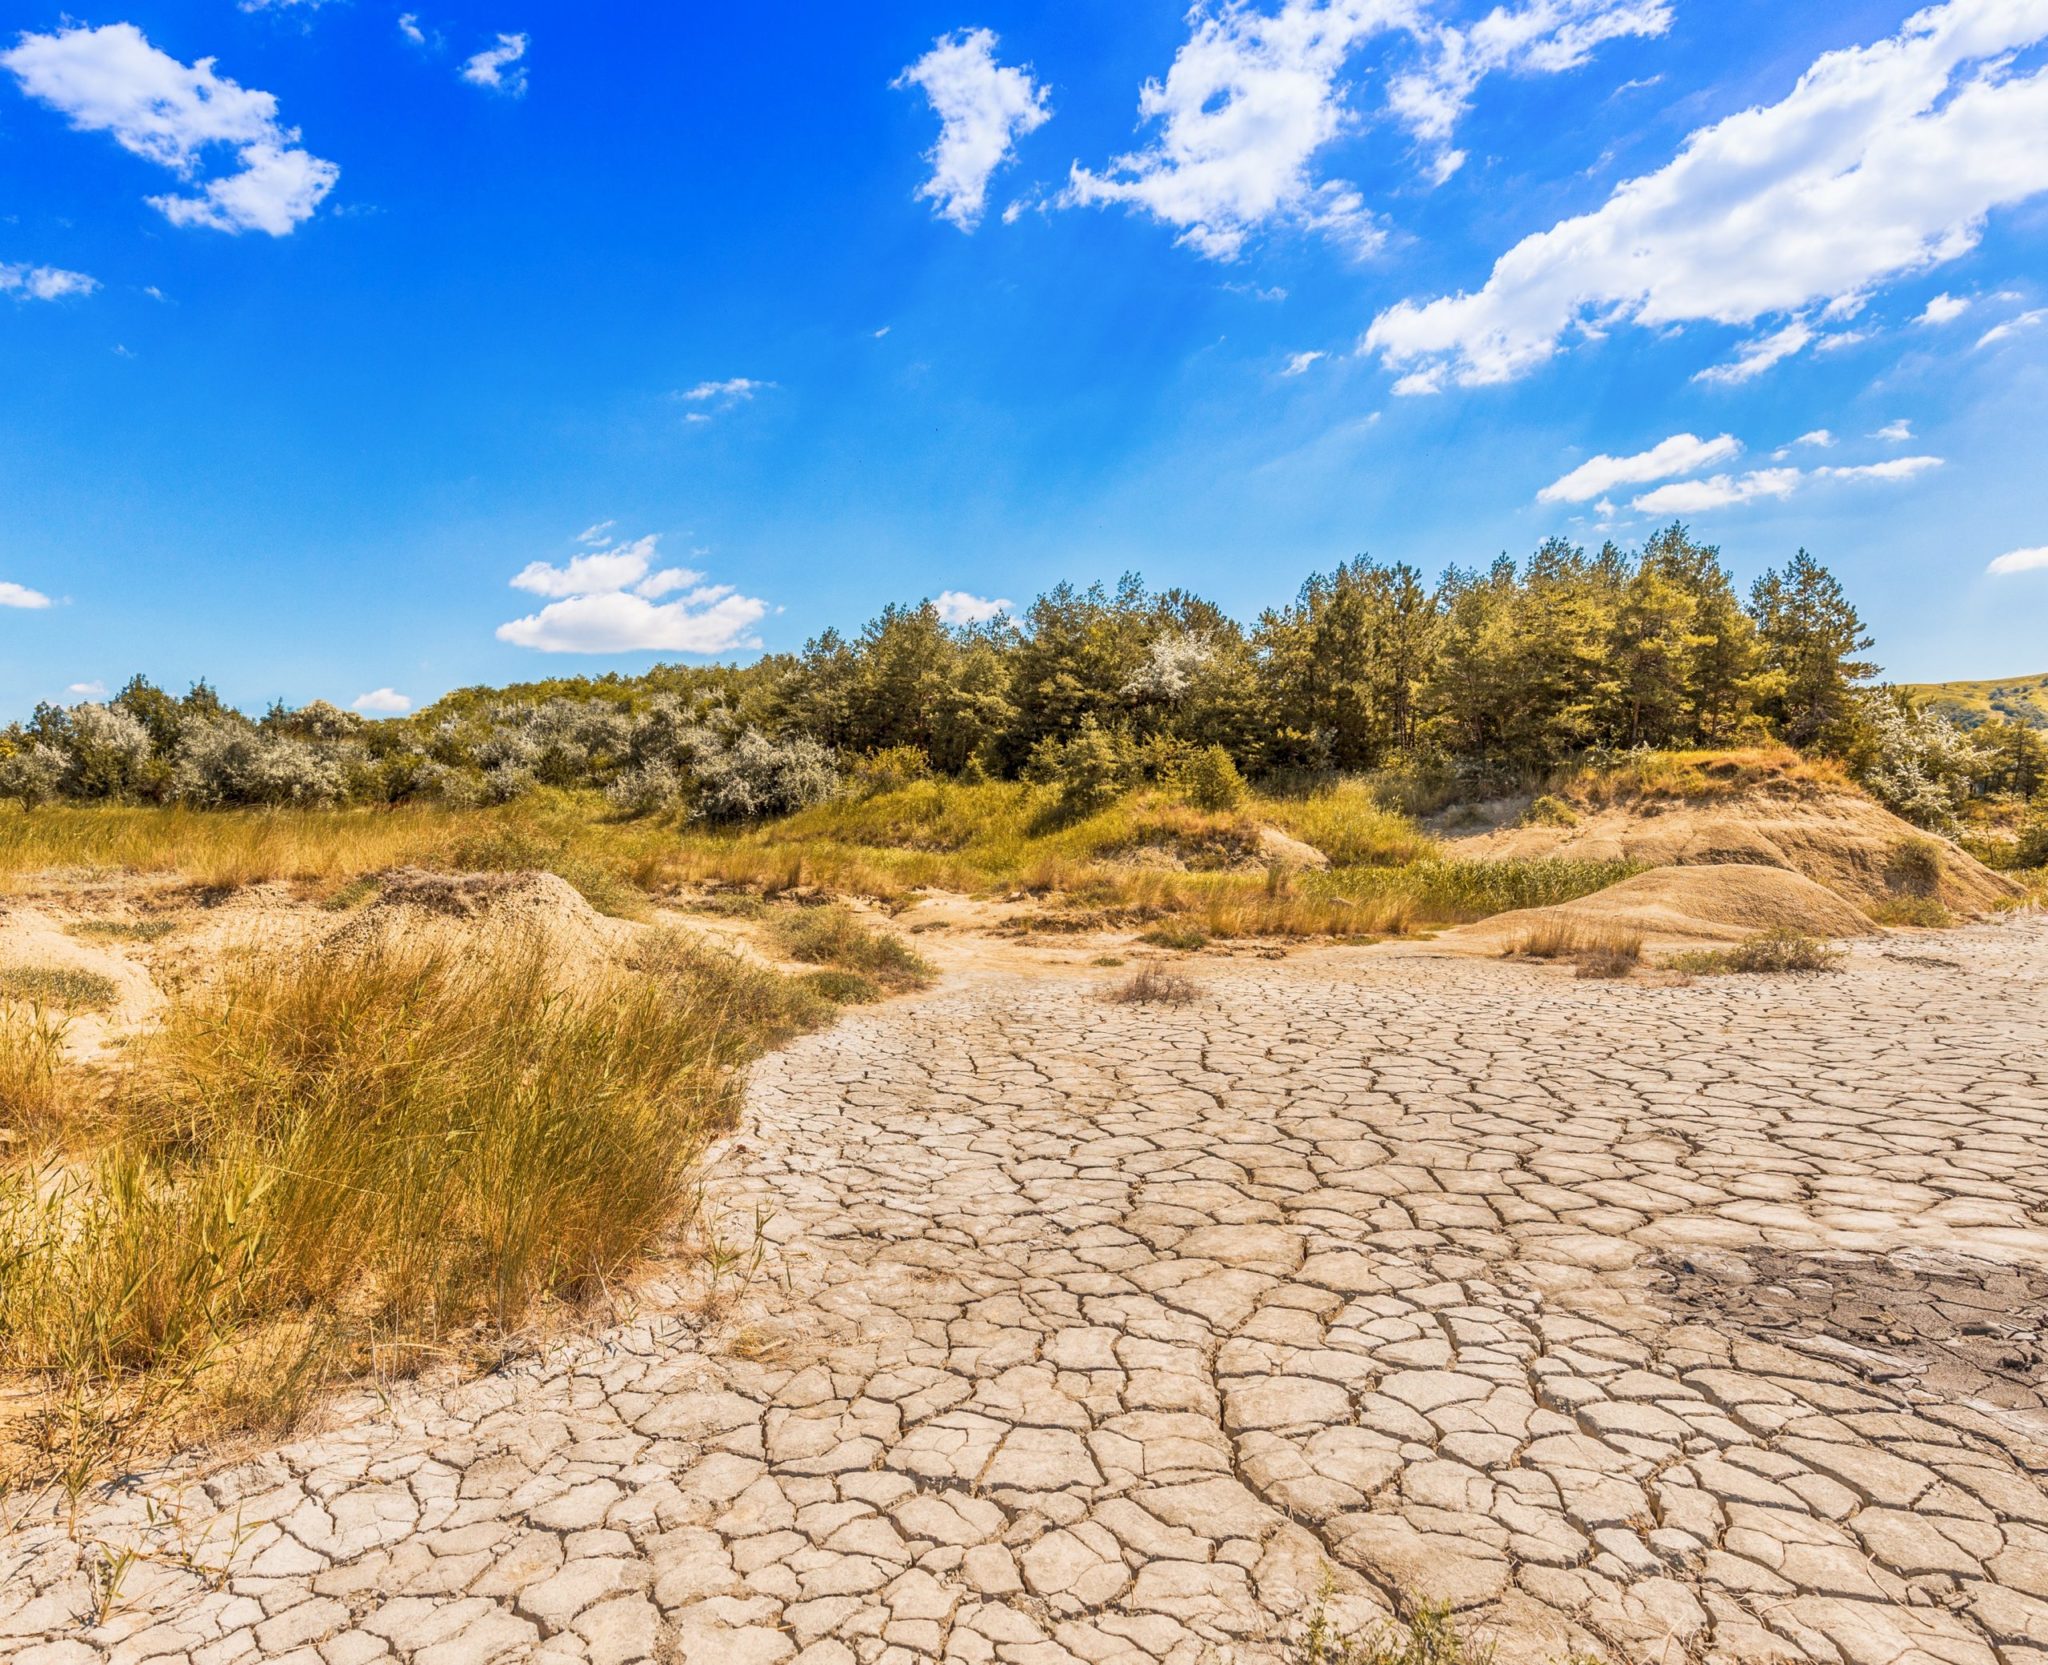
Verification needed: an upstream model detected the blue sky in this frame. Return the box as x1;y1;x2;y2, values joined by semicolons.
3;0;2045;717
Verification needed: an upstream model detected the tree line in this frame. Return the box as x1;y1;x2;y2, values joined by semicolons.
3;524;2040;829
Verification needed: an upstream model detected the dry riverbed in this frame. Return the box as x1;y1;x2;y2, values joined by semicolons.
4;909;2047;1665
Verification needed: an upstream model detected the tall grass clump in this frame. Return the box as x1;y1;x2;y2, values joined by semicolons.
0;930;824;1476
0;1005;84;1146
768;904;935;992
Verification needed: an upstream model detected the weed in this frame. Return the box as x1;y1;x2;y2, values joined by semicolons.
1668;929;1844;975
1887;835;1945;896
1106;965;1197;1005
1508;920;1642;978
0;1005;83;1143
1289;1576;1492;1665
0;966;119;1011
1521;794;1578;828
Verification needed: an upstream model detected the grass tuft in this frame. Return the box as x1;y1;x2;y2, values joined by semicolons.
1668;929;1844;975
1105;965;1197;1005
1508;919;1643;979
67;919;181;943
0;966;119;1012
768;905;935;992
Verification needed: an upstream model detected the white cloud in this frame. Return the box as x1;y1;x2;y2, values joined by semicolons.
576;519;616;546
0;581;53;609
0;261;97;301
1633;468;1801;514
66;680;107;697
1693;319;1814;386
3;24;338;236
352;688;412;714
1916;291;1969;324
1794;428;1835;448
461;32;528;97
1365;1;2048;389
1816;455;1943;482
681;377;772;404
895;29;1051;231
1987;546;2048;576
1064;0;1413;260
933;590;1013;625
1976;307;2045;348
498;532;767;655
1282;349;1327;375
1538;431;1740;503
1388;0;1672;180
1871;418;1914;442
398;14;428;46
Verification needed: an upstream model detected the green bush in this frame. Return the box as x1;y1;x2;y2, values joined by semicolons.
1178;745;1247;812
1024;718;1136;818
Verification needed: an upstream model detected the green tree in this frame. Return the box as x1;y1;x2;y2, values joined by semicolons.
1749;550;1877;749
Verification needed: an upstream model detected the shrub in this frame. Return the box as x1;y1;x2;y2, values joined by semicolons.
1179;745;1247;812
1669;929;1843;974
848;746;933;797
1025;717;1135;818
1886;834;1944;896
1521;793;1578;828
173;716;348;808
1139;921;1210;951
1851;690;1973;832
1870;896;1952;928
1105;965;1197;1005
694;730;840;822
2014;795;2048;870
799;969;885;1004
1508;920;1641;976
0;743;66;808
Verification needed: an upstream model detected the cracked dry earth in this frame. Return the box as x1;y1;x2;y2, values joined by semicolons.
7;919;2048;1665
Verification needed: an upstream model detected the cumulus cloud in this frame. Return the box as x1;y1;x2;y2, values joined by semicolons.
1976;307;2045;348
498;532;768;655
1388;0;1672;180
1871;419;1914;442
0;581;53;609
1365;0;2048;389
1987;546;2048;576
0;261;97;301
461;32;528;96
1916;291;1969;324
1063;0;1404;260
933;590;1013;625
3;23;338;235
1793;429;1836;449
1633;469;1802;514
895;29;1051;231
351;688;412;714
1538;432;1740;504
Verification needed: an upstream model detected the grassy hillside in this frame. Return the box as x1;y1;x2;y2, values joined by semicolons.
1906;671;2048;730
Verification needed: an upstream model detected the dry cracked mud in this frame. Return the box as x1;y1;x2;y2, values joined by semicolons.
6;917;2048;1665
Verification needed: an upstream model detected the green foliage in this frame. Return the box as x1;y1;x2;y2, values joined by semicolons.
768;905;936;992
1179;745;1247;812
1521;794;1578;827
1669;930;1844;974
1024;716;1137;818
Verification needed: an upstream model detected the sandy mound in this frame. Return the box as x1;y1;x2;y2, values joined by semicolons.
1454;789;2018;914
1256;826;1332;871
320;869;634;979
1453;864;1879;953
1106;824;1332;874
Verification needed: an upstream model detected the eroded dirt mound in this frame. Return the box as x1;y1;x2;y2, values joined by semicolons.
0;901;160;1057
322;868;632;977
1454;862;1878;951
1454;787;2018;913
1656;1246;2048;1413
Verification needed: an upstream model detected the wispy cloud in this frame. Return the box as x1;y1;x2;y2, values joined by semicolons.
1692;319;1813;386
1633;468;1802;514
895;29;1050;231
461;32;528;97
1871;419;1914;442
498;531;767;655
1366;1;2048;389
1282;350;1327;376
2;23;338;235
66;680;108;697
1538;432;1741;504
1976;307;2045;349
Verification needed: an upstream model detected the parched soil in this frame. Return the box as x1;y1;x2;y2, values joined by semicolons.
4;911;2048;1665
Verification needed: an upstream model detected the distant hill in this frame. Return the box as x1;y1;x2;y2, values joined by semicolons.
1905;672;2048;730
